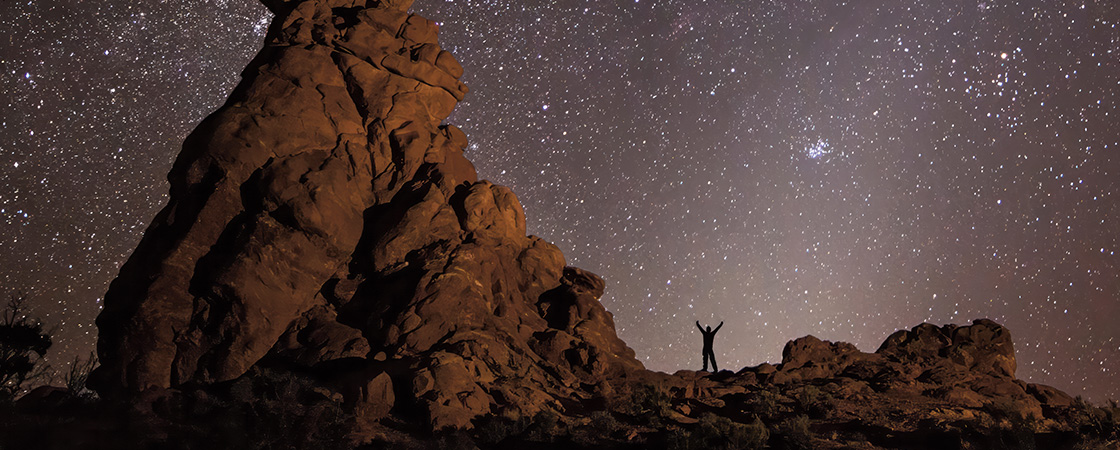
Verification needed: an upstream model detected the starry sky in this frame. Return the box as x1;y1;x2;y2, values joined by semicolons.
1;0;1118;401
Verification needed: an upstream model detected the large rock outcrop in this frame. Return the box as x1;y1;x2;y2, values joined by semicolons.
748;320;1050;422
92;0;641;430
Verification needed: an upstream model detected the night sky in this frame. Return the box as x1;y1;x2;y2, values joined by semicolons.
2;0;1118;401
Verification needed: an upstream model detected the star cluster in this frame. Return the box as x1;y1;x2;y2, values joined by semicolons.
1;0;1117;401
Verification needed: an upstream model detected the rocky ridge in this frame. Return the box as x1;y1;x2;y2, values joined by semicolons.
635;319;1085;449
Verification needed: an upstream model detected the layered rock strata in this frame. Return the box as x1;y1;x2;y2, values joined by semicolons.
93;0;641;430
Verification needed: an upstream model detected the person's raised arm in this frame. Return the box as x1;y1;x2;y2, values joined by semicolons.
696;320;704;332
714;321;724;332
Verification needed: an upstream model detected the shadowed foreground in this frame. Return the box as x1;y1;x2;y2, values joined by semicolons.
4;319;1120;449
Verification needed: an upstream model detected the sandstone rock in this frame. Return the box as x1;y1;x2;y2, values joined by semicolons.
92;0;642;435
535;267;644;382
272;305;370;367
877;319;1016;378
773;335;863;383
937;386;986;408
410;352;494;429
781;335;860;370
1026;383;1076;409
357;372;395;421
950;319;1017;377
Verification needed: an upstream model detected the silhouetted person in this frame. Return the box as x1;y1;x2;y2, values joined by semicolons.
696;320;723;372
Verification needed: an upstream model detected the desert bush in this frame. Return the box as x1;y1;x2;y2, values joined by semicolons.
1106;400;1120;439
588;410;625;436
700;414;768;450
524;409;562;442
475;415;531;445
667;414;768;450
796;385;830;418
751;386;781;417
624;383;672;426
666;428;697;450
0;291;52;401
985;397;1032;423
436;431;480;450
64;351;98;400
982;397;1038;449
571;410;626;446
773;414;813;450
1072;397;1120;442
632;383;671;415
163;369;355;450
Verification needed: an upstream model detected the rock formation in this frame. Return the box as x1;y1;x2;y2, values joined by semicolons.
621;319;1087;449
768;319;1056;422
91;0;640;430
65;0;1110;449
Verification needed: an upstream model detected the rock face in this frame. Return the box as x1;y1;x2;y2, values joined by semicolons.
92;0;640;430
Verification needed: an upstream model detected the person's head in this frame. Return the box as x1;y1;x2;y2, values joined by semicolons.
706;326;711;332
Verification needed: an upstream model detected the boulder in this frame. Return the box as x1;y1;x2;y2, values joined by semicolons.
877;319;1016;378
773;335;864;383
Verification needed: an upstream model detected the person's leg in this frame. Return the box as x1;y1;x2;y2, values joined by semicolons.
711;349;718;372
702;351;709;371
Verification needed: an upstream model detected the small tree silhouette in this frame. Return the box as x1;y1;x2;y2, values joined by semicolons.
65;352;98;399
0;291;52;400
